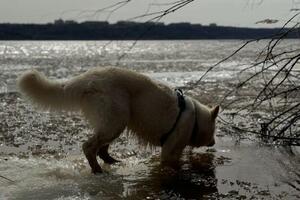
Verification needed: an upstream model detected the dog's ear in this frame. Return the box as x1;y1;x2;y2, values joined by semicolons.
211;105;219;119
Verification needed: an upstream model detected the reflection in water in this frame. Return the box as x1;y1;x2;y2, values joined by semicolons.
126;152;218;199
7;153;218;200
3;145;300;199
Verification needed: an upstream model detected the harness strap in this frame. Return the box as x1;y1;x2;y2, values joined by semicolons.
190;102;198;142
160;89;186;146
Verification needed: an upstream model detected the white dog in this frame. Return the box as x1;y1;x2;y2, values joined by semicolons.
18;67;218;173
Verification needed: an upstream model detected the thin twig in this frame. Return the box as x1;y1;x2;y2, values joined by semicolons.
0;174;15;183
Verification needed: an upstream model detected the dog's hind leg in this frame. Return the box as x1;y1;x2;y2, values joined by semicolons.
83;131;124;173
81;91;130;173
82;135;104;174
82;119;127;173
97;144;120;164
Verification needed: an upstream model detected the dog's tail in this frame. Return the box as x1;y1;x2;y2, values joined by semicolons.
17;70;80;112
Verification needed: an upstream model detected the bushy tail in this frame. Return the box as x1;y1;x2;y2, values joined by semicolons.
17;70;79;111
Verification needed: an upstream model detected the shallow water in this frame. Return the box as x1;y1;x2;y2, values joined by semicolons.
0;40;299;199
1;136;299;199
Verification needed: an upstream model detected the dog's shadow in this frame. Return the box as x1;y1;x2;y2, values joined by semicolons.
126;152;218;199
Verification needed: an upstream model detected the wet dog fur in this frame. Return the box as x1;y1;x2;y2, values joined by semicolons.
17;67;219;173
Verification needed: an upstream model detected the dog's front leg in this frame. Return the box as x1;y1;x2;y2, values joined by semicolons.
160;97;195;169
161;144;185;169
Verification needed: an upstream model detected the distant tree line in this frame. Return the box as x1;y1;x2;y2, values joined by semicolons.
0;20;298;40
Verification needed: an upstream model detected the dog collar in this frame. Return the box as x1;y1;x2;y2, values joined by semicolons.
160;89;186;146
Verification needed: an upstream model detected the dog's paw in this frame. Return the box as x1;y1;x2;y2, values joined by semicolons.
91;165;103;174
105;157;121;165
161;160;181;171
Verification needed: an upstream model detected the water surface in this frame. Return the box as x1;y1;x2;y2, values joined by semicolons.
0;40;299;199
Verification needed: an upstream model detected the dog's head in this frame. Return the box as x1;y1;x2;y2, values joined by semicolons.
189;100;219;148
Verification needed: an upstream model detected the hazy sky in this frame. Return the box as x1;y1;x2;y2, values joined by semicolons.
0;0;298;27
